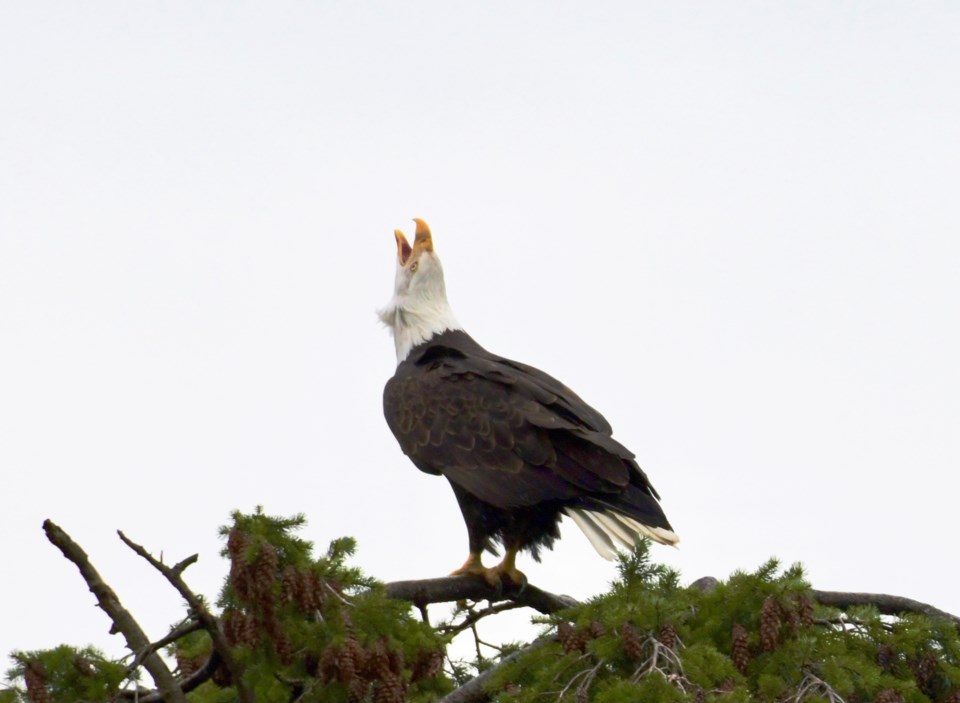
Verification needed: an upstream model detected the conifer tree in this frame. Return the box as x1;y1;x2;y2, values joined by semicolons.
4;510;959;703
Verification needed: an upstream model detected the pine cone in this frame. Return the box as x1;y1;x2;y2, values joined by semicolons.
229;559;254;603
374;672;406;703
347;677;370;703
875;688;905;703
621;622;645;662
588;620;606;639
760;596;781;651
23;661;51;703
227;528;251;562
318;645;339;683
659;623;677;650
796;594;815;627
223;609;259;647
877;645;896;671
274;632;294;666
411;649;445;682
175;652;207;679
366;639;392;680
281;565;300;605
336;637;362;684
558;622;580;654
911;654;939;696
253;541;278;595
308;571;326;612
731;623;750;674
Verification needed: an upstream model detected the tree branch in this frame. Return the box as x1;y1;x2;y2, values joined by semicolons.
42;520;187;703
686;576;960;627
439;601;526;638
117;530;254;703
384;574;579;614
439;636;553;703
127;618;204;673
812;589;960;628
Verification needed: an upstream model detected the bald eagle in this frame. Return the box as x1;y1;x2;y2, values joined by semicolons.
380;219;677;585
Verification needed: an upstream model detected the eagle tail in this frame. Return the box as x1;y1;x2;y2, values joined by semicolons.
564;508;679;560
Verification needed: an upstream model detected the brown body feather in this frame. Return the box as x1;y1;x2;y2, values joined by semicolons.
383;329;673;560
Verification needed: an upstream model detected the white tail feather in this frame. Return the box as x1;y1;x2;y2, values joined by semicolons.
564;508;680;559
564;509;617;560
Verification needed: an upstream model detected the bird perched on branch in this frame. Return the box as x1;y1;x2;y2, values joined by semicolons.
380;219;677;586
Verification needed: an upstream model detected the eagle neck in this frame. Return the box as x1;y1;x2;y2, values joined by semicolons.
391;303;462;364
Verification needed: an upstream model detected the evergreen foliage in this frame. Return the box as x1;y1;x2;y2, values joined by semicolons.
4;512;959;703
5;509;452;703
487;543;960;703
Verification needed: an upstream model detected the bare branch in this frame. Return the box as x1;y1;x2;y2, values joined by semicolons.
384;574;579;614
439;601;526;637
812;589;960;628
42;520;187;703
127;619;204;673
439;636;553;703
117;530;254;703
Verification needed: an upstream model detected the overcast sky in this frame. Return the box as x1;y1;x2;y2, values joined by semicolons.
2;1;958;670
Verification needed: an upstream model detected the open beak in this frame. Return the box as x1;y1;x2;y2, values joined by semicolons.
395;218;432;265
394;229;412;265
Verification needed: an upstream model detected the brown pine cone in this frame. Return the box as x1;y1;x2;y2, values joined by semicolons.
588;620;606;639
659;623;678;650
731;623;750;674
558;621;581;654
411;649;445;682
175;652;207;679
911;654;939;696
226;528;251;562
253;541;278;594
760;596;781;651
366;639;392;680
337;637;364;684
621;622;645;662
795;594;815;627
280;565;300;605
875;688;905;703
374;672;406;703
307;571;326;612
318;645;339;683
877;645;896;671
23;661;51;703
347;677;370;703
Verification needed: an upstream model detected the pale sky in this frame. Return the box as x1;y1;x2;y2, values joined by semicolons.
2;1;959;670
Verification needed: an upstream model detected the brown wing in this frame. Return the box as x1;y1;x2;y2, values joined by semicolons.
383;341;646;511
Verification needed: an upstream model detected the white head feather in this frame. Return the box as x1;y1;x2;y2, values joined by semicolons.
378;219;462;363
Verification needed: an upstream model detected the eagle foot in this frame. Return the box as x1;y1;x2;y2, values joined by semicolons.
483;563;527;591
449;552;487;578
483;548;526;591
449;552;526;591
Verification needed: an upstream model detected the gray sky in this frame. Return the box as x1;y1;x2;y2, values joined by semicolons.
2;1;959;668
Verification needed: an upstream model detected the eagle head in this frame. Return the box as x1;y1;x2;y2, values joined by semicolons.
378;218;461;363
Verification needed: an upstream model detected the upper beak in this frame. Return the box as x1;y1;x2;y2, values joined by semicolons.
413;218;433;252
394;229;412;265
